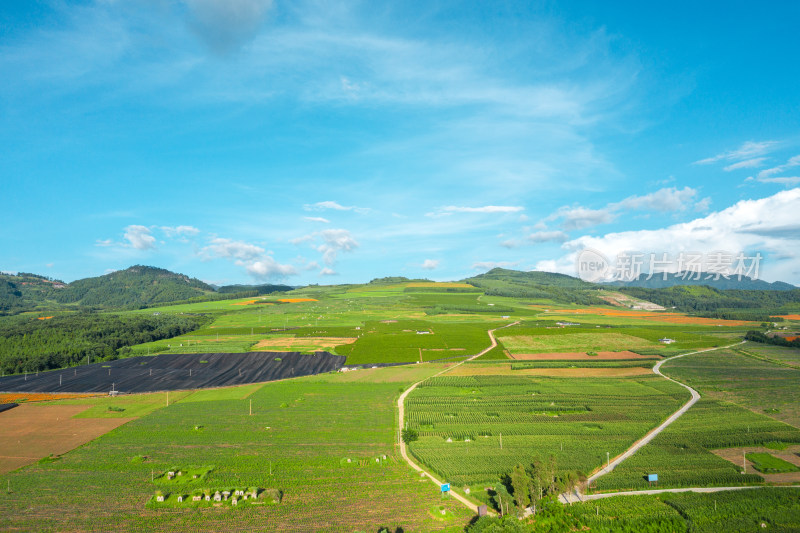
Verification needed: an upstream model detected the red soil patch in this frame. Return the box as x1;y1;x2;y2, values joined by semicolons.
773;315;800;321
510;350;657;360
0;404;134;473
552;307;754;326
278;298;318;303
36;316;54;320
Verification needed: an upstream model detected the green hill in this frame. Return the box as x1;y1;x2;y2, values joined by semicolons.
51;266;215;309
463;268;603;305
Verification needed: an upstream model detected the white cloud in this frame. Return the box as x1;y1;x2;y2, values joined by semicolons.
198;236;296;279
304;201;370;214
319;267;337;276
613;187;698;212
472;261;521;271
200;237;264;261
303;216;330;223
95;239;113;247
694;197;712;212
123;225;156;250
557;206;616;230
161;225;200;238
528;230;569;243
694;141;779;165
545;187;700;231
724;158;767;172
292;228;359;266
317;229;359;265
421;259;439;270
500;239;520;249
536;188;800;283
246;256;296;279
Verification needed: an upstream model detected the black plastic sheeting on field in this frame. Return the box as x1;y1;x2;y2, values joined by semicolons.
0;403;19;414
0;352;345;394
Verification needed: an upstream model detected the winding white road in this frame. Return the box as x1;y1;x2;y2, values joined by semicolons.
397;321;518;513
561;341;751;504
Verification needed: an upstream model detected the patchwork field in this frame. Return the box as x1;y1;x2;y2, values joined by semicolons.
660;345;800;427
0;365;473;532
405;371;690;508
498;332;657;354
508;350;655;360
593;399;800;492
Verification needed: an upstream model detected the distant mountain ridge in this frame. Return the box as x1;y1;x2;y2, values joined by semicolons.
609;272;796;291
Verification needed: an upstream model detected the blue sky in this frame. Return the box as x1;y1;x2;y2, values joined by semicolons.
2;0;799;286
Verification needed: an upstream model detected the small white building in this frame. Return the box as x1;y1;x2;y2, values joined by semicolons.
659;338;676;344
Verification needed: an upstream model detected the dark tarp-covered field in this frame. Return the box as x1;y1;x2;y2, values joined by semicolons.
0;351;345;394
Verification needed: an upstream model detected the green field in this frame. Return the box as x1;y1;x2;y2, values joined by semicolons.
660;345;800;427
746;452;800;474
592;399;800;491
405;372;689;505
0;365;474;532
565;489;800;532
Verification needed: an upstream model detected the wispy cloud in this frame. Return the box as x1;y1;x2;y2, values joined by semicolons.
303;216;330;223
528;230;569;243
421;259;439;270
724;157;766;172
752;155;800;185
544;187;701;231
291;228;359;266
161;225;201;238
694;140;778;165
303;201;370;214
443;205;524;214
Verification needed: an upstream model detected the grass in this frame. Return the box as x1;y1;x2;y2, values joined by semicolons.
745;452;800;473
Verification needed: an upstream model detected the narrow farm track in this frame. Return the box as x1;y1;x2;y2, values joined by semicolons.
561;341;749;504
397;321;518;514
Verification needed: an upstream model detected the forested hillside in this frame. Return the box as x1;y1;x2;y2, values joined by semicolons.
618;285;800;320
0;312;210;374
464;268;604;305
51;266;214;308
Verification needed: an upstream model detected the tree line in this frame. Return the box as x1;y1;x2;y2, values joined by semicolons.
0;312;210;374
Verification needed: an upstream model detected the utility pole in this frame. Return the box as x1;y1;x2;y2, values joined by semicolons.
166;391;169;407
607;451;610;469
249;399;252;416
743;451;746;473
